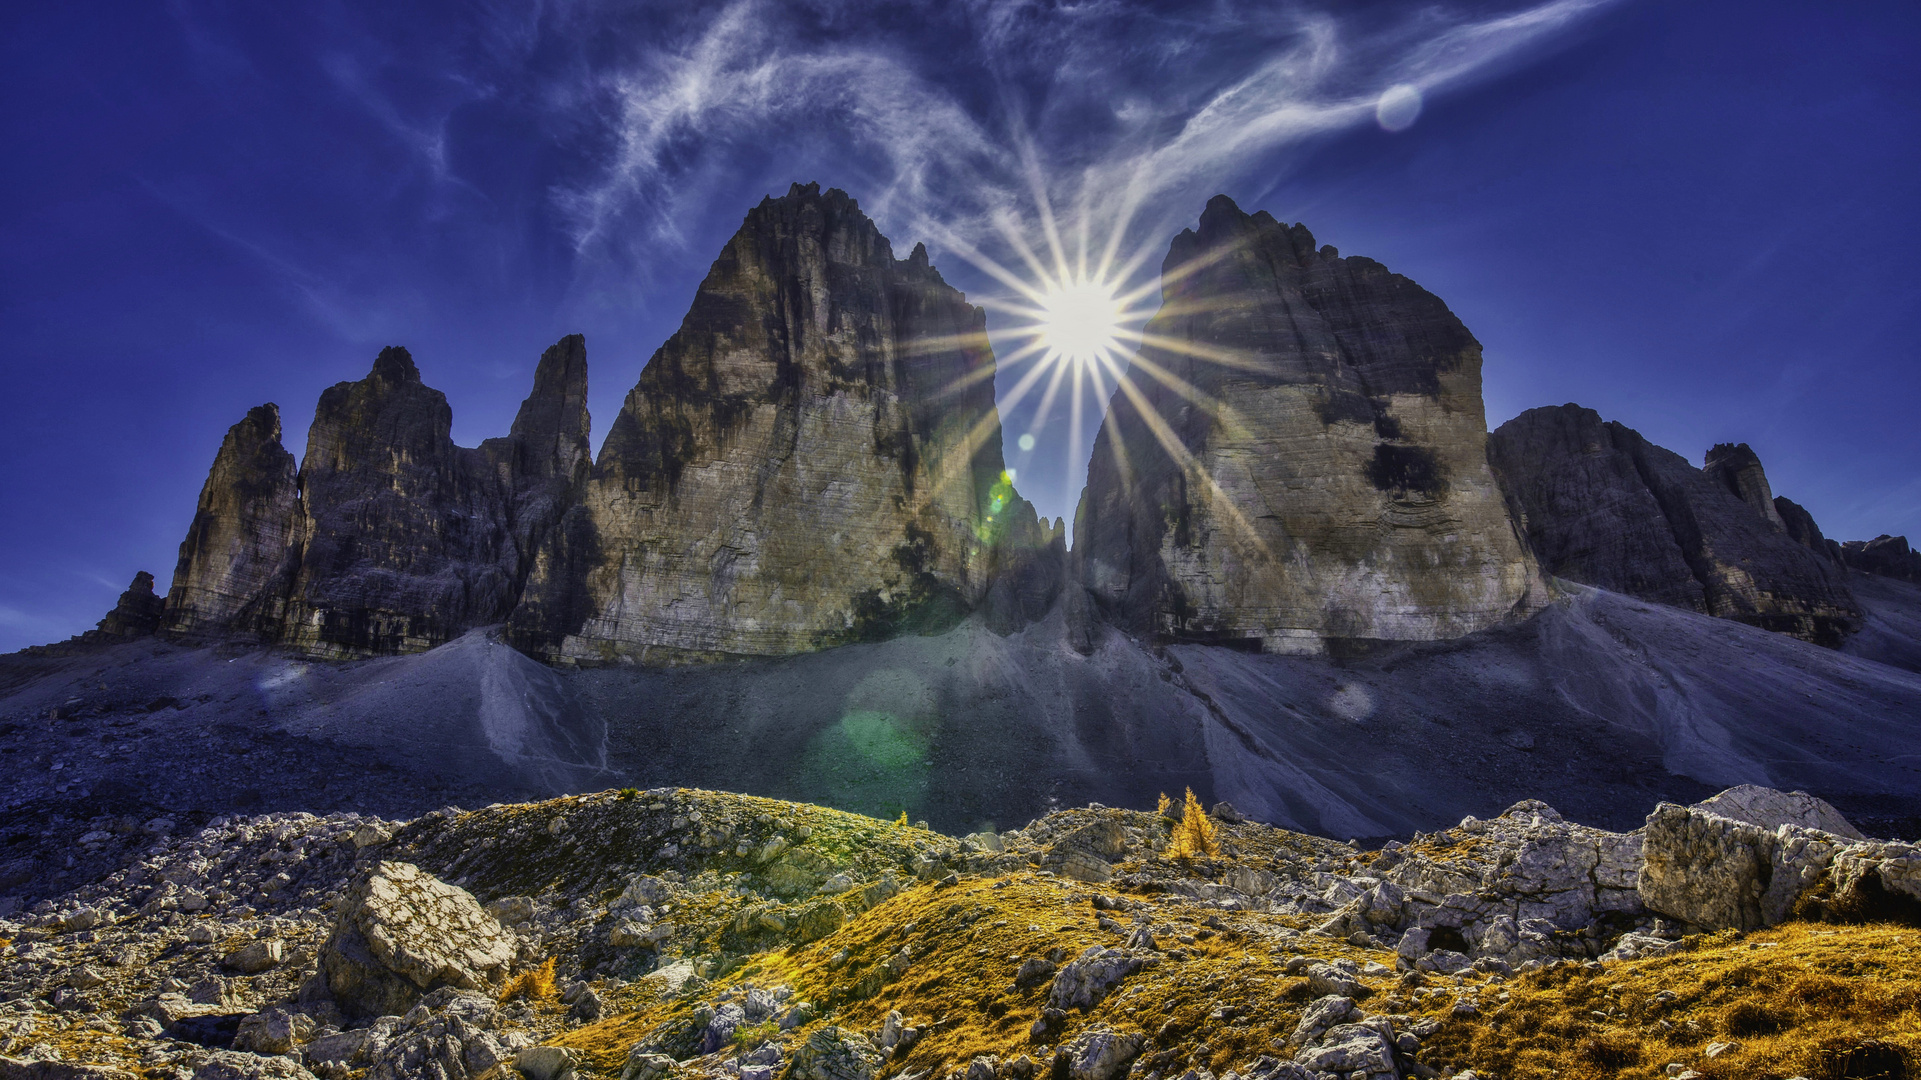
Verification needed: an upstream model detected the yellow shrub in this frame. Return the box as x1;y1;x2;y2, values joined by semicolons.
1166;788;1219;859
500;956;557;1002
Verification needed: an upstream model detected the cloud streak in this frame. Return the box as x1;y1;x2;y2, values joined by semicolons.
553;0;1618;286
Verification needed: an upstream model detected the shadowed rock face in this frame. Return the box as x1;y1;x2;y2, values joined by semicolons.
162;403;301;638
1843;535;1921;582
95;572;166;638
1775;495;1844;565
161;339;594;657
1490;405;1860;644
510;183;1047;664
1072;195;1543;654
1704;442;1787;531
281;346;521;656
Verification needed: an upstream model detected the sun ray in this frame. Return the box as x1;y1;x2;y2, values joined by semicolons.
1093;351;1274;561
1024;350;1074;442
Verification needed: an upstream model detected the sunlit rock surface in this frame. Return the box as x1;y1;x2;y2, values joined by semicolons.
1072;195;1543;654
510;183;1049;664
1489;404;1860;644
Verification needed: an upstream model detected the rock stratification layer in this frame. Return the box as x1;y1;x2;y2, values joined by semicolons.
1072;195;1542;654
1489;404;1859;643
510;183;1039;663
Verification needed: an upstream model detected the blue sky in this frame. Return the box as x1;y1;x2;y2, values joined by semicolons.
1;0;1916;651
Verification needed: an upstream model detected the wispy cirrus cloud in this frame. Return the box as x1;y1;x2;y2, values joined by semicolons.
550;0;1619;281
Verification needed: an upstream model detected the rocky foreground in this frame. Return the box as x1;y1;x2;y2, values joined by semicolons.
3;784;1919;1080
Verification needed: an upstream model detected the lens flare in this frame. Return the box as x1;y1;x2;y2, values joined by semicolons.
1037;278;1124;364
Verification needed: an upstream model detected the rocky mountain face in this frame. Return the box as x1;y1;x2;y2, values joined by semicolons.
159;340;592;658
1701;442;1786;531
161;404;301;640
1488;404;1860;644
94;573;167;640
1842;534;1921;582
78;186;1921;668
509;183;1046;664
275;345;523;656
1072;195;1542;655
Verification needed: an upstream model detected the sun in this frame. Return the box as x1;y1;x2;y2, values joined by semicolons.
1037;278;1124;364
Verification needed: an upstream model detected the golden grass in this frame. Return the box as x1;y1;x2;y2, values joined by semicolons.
1420;923;1921;1079
711;873;1403;1077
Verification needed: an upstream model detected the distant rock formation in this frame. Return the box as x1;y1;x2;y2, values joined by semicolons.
95;571;166;638
114;186;1918;666
161;404;300;638
161;338;594;657
1842;535;1921;583
1489;405;1859;644
1072;195;1543;654
509;183;1049;664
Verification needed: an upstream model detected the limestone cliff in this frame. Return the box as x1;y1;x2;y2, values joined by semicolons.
481;334;594;594
1071;195;1543;653
1489;405;1860;644
510;183;1042;663
1842;535;1921;582
94;571;166;638
1703;442;1787;531
161;403;301;638
161;339;594;656
1774;495;1845;565
276;346;521;656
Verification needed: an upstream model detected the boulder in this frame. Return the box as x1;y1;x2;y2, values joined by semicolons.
1293;1020;1396;1077
621;1052;676;1080
0;1062;139;1080
1637;802;1846;930
1303;962;1361;998
1047;947;1151;1011
319;862;515;1021
191;1054;317;1080
224;940;284;975
1693;785;1865;840
1042;821;1127;884
1058;1028;1145;1080
232;1008;311;1056
787;1027;883;1080
1287;995;1358;1049
1824;842;1921;922
514;1046;580;1080
1319;799;1640;965
364;988;528;1080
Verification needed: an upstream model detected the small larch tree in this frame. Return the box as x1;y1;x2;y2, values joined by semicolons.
1166;787;1219;859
